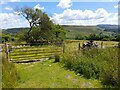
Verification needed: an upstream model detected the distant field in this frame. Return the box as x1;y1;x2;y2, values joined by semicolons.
63;26;115;39
65;40;118;49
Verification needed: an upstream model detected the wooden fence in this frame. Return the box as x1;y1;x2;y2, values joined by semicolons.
3;43;63;63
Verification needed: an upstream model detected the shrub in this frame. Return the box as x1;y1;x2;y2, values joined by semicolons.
61;48;119;87
54;54;60;62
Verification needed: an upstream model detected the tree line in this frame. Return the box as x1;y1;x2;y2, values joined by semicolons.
75;33;120;41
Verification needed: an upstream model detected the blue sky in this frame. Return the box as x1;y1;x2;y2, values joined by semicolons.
0;0;119;29
1;2;118;13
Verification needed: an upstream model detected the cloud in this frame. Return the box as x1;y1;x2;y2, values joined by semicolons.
4;6;13;11
114;5;118;8
51;8;117;25
10;0;21;2
57;0;72;9
34;4;44;10
114;4;120;8
0;7;117;29
0;1;7;5
0;0;20;5
0;13;29;29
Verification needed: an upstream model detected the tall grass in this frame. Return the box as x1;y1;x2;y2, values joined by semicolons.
2;52;19;88
61;48;119;88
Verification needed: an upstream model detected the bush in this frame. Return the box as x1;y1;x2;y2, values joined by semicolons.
54;54;60;62
61;48;119;87
75;34;84;40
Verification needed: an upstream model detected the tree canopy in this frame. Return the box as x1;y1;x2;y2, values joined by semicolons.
18;7;66;44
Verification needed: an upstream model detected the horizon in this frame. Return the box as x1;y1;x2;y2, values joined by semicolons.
0;0;119;29
1;24;118;30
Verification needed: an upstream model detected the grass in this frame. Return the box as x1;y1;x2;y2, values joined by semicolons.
65;40;118;52
5;40;119;88
15;59;102;88
2;52;19;88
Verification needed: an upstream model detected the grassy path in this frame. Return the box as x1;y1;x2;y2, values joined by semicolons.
15;59;102;88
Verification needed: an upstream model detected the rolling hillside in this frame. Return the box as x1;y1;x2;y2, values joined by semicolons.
97;24;118;33
63;25;116;39
2;25;117;39
2;28;29;34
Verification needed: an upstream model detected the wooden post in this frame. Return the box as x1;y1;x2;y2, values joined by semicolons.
5;42;8;60
118;42;120;48
101;41;103;48
63;42;65;53
8;44;12;61
78;42;81;51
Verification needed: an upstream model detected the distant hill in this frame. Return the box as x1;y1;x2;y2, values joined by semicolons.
97;24;118;33
2;25;117;39
2;28;29;34
62;25;115;39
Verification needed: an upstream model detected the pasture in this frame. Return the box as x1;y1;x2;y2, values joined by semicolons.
2;40;119;88
15;59;102;88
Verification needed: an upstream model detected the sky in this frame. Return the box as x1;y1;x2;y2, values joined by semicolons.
0;0;119;29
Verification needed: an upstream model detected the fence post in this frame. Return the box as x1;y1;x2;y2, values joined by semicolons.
78;42;81;52
63;42;65;53
5;42;8;60
101;41;103;48
118;42;120;48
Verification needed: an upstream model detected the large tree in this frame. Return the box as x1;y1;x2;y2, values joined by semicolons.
18;7;66;44
19;8;43;42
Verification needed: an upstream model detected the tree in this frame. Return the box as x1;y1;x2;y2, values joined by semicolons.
18;7;66;44
39;13;55;41
17;29;28;42
54;25;66;42
115;34;120;41
18;8;43;42
29;27;41;42
2;33;11;42
75;33;84;40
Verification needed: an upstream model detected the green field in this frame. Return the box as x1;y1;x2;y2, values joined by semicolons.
15;59;102;88
2;40;119;88
63;26;114;39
